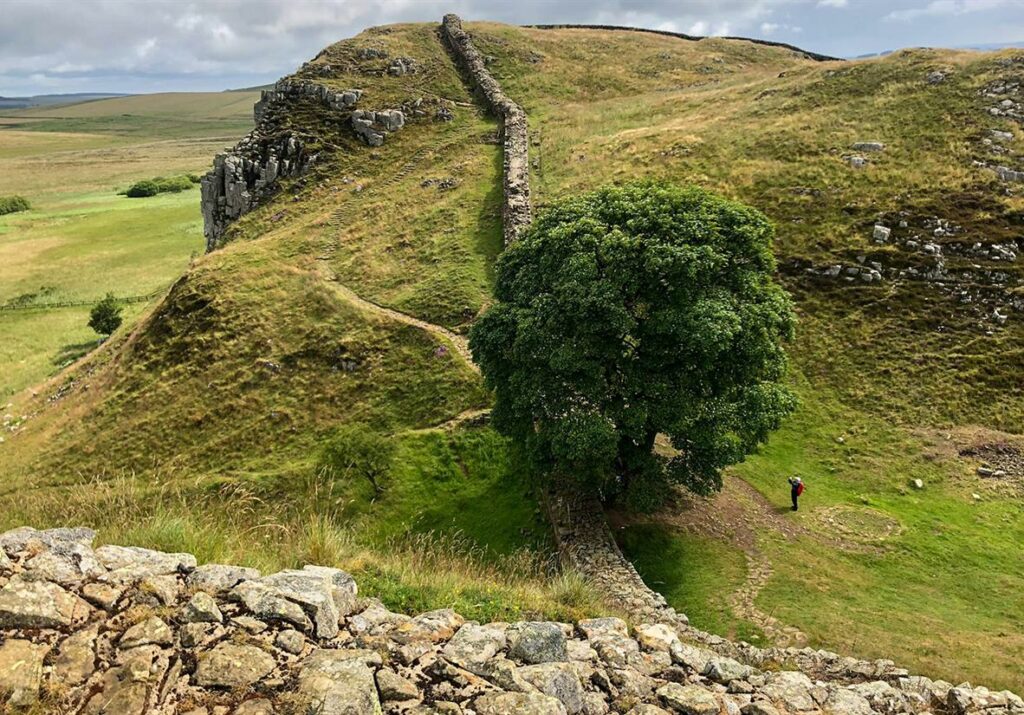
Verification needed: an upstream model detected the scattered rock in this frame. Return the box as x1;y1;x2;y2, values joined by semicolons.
509;622;569;664
182;591;223;623
475;691;569;714
520;662;585;713
0;639;48;707
443;622;507;673
234;699;275;715
294;650;381;715
376;667;420;701
852;141;885;152
194;643;276;689
657;683;720;715
0;575;91;628
52;624;98;686
120;616;173;649
276;628;306;654
187;563;260;594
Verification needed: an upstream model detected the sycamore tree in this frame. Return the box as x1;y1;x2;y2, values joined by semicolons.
88;293;123;337
469;182;796;510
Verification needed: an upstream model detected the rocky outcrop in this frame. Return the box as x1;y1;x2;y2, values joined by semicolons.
351;108;406;146
200;131;314;251
201;78;406;251
2;526;1020;714
253;79;363;123
441;14;532;245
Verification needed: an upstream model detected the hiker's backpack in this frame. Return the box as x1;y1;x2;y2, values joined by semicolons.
796;482;805;496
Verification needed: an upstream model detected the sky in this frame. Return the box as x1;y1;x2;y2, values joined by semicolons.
1;0;1022;96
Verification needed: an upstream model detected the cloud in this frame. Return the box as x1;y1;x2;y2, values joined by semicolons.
0;0;1019;94
886;0;1011;22
0;0;805;93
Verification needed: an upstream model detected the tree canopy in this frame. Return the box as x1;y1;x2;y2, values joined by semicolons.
88;293;123;337
469;182;796;509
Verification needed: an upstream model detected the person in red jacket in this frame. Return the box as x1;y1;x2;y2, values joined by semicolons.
788;477;805;511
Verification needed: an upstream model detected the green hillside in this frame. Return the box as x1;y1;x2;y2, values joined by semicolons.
1;22;1022;688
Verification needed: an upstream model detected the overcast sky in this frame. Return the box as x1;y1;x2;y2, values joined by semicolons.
1;0;1022;96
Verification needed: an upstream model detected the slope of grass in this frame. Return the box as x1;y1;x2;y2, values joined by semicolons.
0;25;559;620
619;524;760;643
625;376;1024;690
466;23;1024;687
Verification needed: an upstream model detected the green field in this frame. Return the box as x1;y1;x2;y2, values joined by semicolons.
1;23;1022;689
0;92;258;397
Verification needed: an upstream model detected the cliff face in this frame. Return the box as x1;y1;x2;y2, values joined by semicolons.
200;79;405;252
200;130;314;251
2;526;1020;715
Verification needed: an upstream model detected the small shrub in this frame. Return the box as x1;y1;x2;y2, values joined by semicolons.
153;175;194;193
123;174;196;198
88;293;123;336
125;180;159;198
0;195;31;215
319;423;395;495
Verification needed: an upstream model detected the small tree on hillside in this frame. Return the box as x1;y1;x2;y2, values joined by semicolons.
469;182;797;510
89;293;123;337
319;423;395;496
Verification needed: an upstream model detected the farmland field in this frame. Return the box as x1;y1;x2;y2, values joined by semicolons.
0;91;258;397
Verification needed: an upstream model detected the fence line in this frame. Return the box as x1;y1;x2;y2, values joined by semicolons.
0;285;170;313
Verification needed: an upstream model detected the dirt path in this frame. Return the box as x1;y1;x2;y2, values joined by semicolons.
635;475;889;647
637;476;812;646
317;269;477;372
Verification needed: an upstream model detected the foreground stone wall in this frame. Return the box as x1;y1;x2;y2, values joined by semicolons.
2;527;1020;714
441;14;532;245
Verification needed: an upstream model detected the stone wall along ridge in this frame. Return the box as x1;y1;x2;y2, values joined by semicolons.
3;526;1022;714
441;14;532;246
525;24;842;63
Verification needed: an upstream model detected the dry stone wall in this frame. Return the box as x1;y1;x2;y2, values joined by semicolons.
441;14;532;245
2;527;1021;715
525;24;841;63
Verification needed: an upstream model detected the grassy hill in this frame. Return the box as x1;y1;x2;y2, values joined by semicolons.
1;23;1022;688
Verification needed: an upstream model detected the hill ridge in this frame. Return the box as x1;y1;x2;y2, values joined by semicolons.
524;23;842;62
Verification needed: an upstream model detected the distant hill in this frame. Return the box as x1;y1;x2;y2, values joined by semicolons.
0;91;260;138
0;92;130;110
852;40;1024;59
